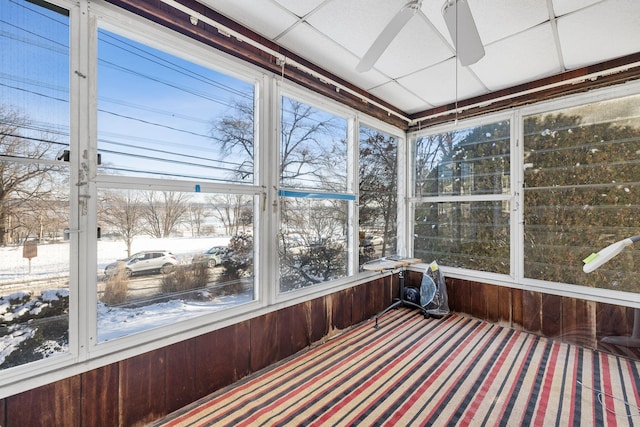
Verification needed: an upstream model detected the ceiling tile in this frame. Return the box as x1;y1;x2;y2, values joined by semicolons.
552;0;602;16
472;23;562;91
422;0;550;48
557;0;640;69
306;0;407;56
398;59;487;107
368;80;429;114
273;0;327;18
371;14;453;78
199;0;640;114
279;23;364;78
469;0;550;44
198;0;296;39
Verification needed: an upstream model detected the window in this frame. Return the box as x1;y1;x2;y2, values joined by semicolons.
358;125;397;265
523;94;640;292
96;189;254;341
96;29;257;340
97;29;255;183
0;0;71;370
278;96;353;292
412;120;511;274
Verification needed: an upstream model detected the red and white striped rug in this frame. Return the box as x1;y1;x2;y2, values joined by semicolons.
154;309;640;426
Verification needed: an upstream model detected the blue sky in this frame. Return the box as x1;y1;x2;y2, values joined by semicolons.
1;0;255;180
0;0;70;159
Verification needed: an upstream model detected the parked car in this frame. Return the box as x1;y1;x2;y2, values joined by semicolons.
104;250;178;277
192;246;228;268
363;235;384;246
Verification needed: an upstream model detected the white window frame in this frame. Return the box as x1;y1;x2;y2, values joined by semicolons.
274;82;358;301
0;0;409;398
86;1;271;358
408;81;640;310
515;80;640;308
408;110;516;282
356;117;407;258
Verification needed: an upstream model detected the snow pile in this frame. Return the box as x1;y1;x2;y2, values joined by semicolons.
0;236;251;370
1;286;252;369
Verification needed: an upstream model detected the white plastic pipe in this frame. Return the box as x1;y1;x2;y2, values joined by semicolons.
582;237;639;273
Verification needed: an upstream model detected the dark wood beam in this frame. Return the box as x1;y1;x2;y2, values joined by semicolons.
408;53;640;130
104;0;640;132
103;0;410;129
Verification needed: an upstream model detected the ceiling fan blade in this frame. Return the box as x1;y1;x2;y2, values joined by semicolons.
442;0;484;66
356;1;420;72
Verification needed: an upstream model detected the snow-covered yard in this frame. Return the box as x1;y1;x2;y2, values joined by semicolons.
0;236;254;369
1;235;231;284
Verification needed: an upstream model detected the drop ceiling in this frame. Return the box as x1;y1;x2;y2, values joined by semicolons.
195;0;640;116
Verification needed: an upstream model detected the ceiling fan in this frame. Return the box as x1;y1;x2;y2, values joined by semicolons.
356;0;485;72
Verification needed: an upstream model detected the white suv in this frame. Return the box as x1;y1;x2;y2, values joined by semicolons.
104;250;178;277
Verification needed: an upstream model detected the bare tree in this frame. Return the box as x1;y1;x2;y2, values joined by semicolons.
0;107;65;245
98;190;144;257
211;98;340;184
209;194;252;236
359;129;397;257
141;191;190;238
187;203;208;237
210;101;254;180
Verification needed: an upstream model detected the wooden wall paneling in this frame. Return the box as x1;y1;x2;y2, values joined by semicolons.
522;291;542;334
250;311;279;372
561;297;596;348
164;339;198;414
595;302;639;358
442;278;456;311
497;285;512;325
561;297;579;346
81;364;120;427
276;304;311;360
330;288;353;331
470;281;487;319
0;397;4;427
511;288;523;328
309;296;329;343
351;281;368;325
391;272;400;300
454;279;472;315
195;321;251;398
6;375;81;426
119;348;167;426
361;277;375;320
484;284;500;323
596;302;631;338
541;293;563;339
405;270;421;291
363;277;383;321
579;299;597;347
375;274;388;313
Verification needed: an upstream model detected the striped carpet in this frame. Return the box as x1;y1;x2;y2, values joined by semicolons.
153;309;640;426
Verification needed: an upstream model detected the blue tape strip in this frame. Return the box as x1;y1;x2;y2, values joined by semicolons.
278;189;356;201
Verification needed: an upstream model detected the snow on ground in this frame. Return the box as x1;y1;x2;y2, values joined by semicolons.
0;235;231;284
0;290;252;366
97;291;252;342
1;235;244;366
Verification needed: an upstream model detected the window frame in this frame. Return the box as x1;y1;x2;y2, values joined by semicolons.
0;0;79;389
8;0;640;402
408;81;640;309
274;83;357;299
85;4;270;357
357;118;406;263
408;110;517;281
515;80;640;307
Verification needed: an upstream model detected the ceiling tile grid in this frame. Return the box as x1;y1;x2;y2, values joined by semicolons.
198;0;640;115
